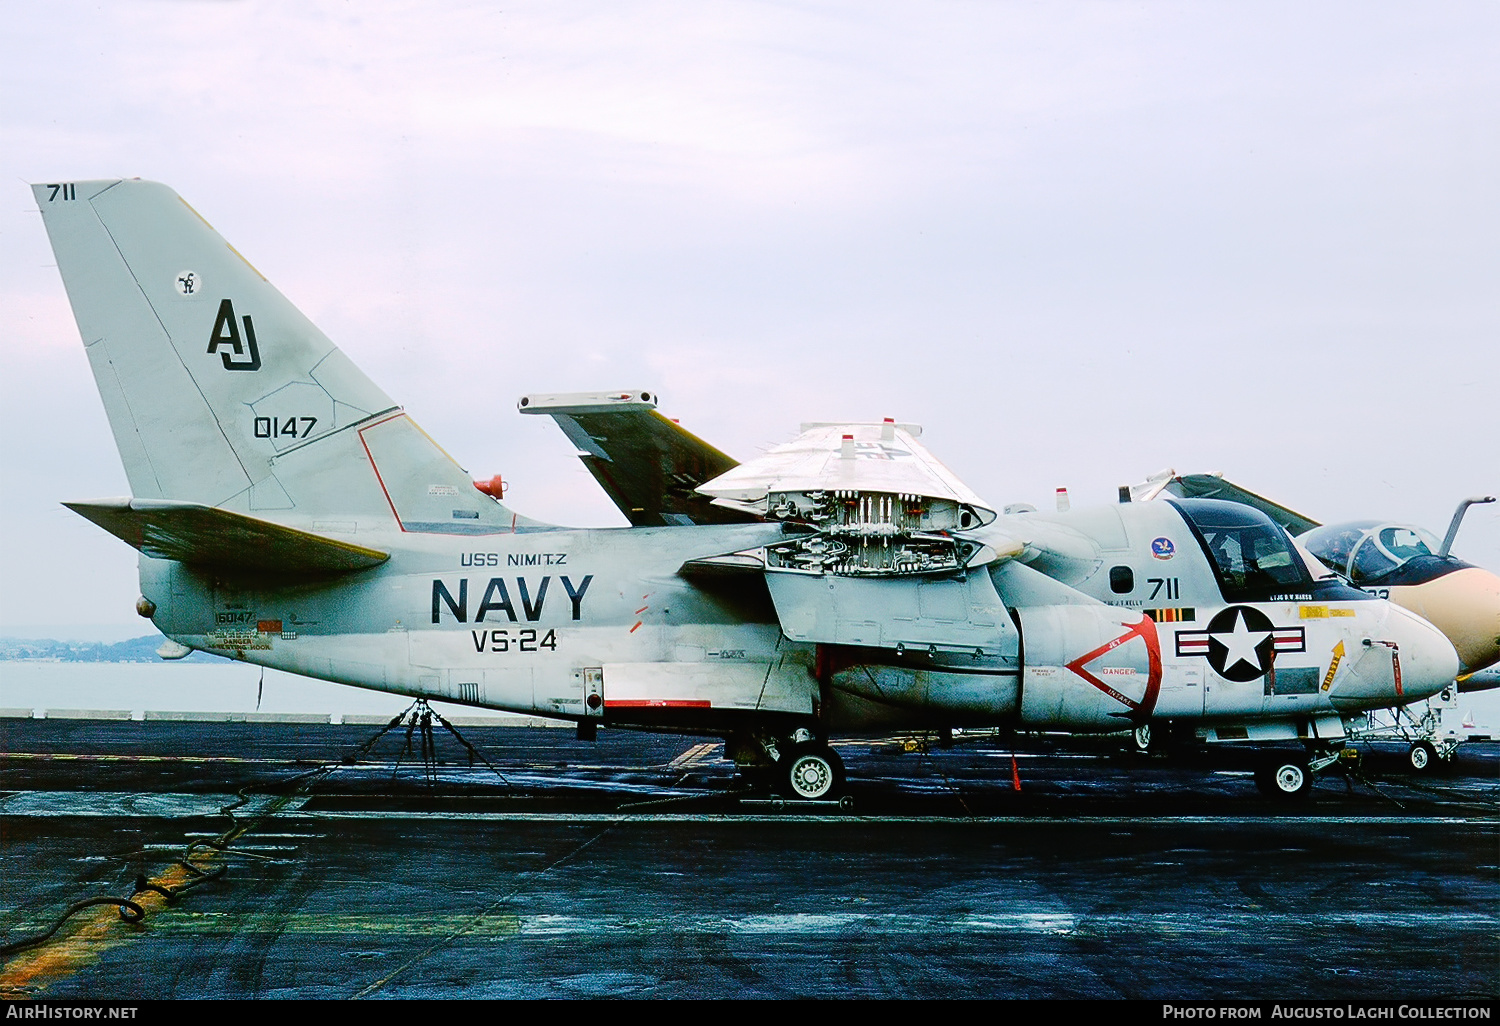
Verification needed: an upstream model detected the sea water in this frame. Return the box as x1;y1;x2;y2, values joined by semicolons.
0;660;480;721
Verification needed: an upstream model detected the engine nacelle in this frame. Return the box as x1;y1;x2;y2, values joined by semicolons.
822;653;1021;731
1016;605;1162;731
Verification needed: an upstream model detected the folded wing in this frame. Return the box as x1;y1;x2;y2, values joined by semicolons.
1131;469;1320;536
697;420;996;529
518;390;756;526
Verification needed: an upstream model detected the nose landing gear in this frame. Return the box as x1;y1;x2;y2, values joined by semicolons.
1254;744;1354;800
1408;740;1440;772
1254;757;1312;798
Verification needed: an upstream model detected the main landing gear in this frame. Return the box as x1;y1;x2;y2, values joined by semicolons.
780;741;846;800
729;728;847;802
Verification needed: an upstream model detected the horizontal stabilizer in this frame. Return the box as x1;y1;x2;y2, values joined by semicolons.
518;390;755;526
64;499;389;577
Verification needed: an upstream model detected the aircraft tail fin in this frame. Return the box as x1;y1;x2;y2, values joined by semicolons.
33;179;531;532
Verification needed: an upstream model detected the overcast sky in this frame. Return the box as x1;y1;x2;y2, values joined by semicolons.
2;0;1496;635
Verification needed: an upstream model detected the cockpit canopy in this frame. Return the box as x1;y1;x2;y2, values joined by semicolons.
1169;498;1314;601
1300;521;1459;587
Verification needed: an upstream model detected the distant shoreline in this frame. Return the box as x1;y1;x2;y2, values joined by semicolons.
0;635;227;664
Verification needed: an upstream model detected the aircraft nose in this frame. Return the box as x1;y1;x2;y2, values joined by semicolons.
1385;604;1461;703
1329;603;1458;711
1390;567;1500;674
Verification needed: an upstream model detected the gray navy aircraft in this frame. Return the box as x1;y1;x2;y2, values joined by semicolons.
32;179;1462;800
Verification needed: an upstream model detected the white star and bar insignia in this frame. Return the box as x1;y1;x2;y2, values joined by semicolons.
1175;605;1305;682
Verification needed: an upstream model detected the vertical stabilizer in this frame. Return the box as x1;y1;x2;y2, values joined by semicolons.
33;179;532;531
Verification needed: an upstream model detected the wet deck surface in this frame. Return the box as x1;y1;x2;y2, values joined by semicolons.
1;718;1496;1000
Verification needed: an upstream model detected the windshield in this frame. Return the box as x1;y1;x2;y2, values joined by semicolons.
1303;521;1444;584
1349;525;1442;583
1170;498;1314;601
1300;521;1379;578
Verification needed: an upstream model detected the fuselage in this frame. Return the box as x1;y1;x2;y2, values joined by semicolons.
142;497;1459;738
30;178;1466;795
975;500;1458;731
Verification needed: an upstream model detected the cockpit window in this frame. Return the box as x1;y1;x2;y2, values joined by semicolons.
1347;526;1442;584
1300;521;1379;578
1377;526;1438;561
1303;521;1445;584
1350;539;1397;581
1169;498;1314;601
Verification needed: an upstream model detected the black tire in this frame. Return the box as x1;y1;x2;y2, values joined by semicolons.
780;742;846;800
1255;757;1312;799
1408;741;1438;772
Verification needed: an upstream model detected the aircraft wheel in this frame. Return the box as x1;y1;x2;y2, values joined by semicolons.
781;743;845;801
1408;741;1438;772
1132;724;1152;753
1255;757;1311;799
